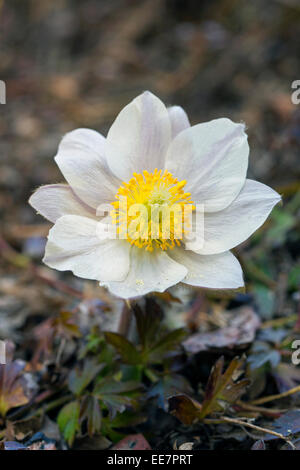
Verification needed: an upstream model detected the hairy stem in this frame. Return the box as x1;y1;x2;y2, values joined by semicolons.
118;299;133;337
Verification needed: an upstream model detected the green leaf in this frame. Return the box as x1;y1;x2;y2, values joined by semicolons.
133;299;163;349
68;359;104;396
80;395;102;436
94;378;141;419
104;332;141;365
57;400;80;446
101;395;133;417
94;379;141;395
106;410;147;428
149;373;193;410
148;328;186;362
120;364;143;382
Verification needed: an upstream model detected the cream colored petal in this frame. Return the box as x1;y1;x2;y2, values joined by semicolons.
165;118;249;212
188;179;281;255
43;215;130;282
29;184;96;223
106;91;171;181
55;128;120;209
169;248;244;289
101;246;187;299
168;106;190;139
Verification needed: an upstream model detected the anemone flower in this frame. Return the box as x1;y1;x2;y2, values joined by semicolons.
29;92;281;299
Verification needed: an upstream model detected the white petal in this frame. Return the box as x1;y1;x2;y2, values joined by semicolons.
168;106;190;139
29;184;97;223
169;248;244;289
102;246;187;299
61;128;107;164
106;91;171;181
43;215;130;282
189;179;281;255
165;118;249;212
55;128;120;209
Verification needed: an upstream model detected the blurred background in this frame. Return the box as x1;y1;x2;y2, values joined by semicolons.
0;0;299;337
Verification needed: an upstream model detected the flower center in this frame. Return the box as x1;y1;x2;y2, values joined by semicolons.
111;169;195;251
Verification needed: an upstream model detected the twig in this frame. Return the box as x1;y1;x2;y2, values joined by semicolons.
43;394;73;414
236;400;284;417
260;314;298;329
27;394;73;420
251;385;300;406
204;416;295;448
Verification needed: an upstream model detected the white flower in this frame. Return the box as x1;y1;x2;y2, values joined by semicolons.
29;91;281;299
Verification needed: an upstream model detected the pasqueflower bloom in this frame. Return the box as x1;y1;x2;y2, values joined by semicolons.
29;92;280;299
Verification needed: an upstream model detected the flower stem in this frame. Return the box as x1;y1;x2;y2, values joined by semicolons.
118;299;133;337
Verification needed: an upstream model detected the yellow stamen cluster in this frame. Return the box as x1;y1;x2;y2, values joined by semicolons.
111;169;195;251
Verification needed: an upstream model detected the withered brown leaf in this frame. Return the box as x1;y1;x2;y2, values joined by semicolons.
168;356;250;424
0;360;31;417
168;394;203;425
199;355;250;418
